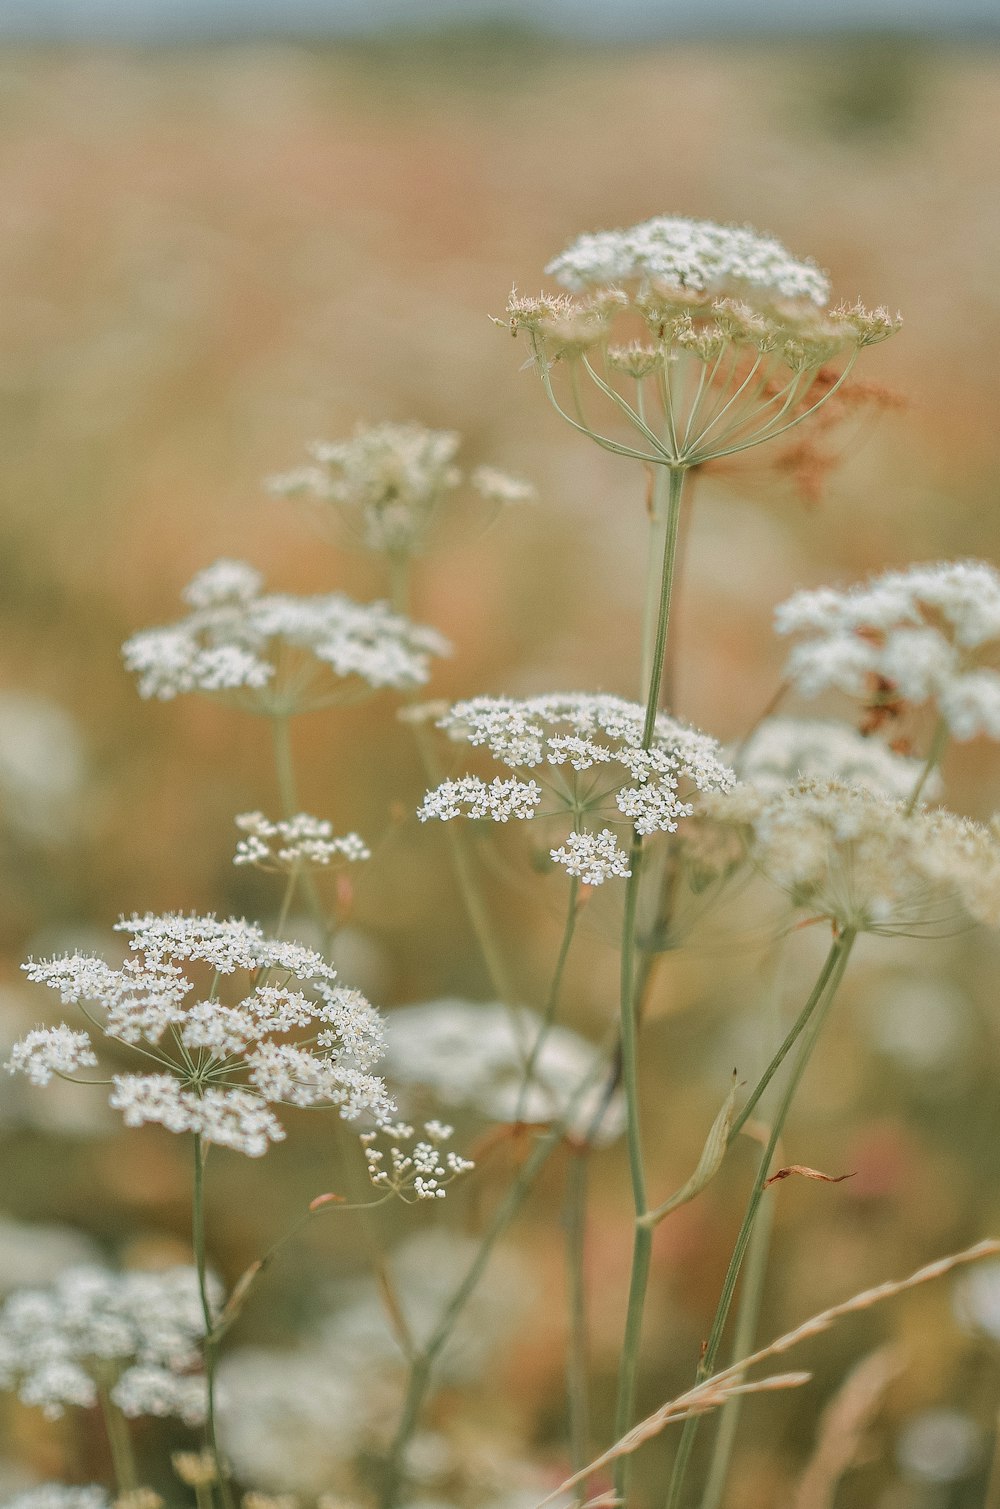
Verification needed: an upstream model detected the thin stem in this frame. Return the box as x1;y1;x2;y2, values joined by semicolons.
564;1146;593;1495
97;1383;139;1495
613;465;687;1498
698;1123;777;1509
640;469;671;699
664;929;857;1509
269;714;330;949
905;716;949;815
515;877;581;1123
192;1135;234;1509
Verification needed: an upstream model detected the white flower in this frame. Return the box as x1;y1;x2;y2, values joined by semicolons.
233;812;370;871
733;717;941;802
14;914;391;1158
122;562;449;709
1;1489;109;1509
268;422;535;557
777;561;1000;741
6;1028;97;1087
546;215;832;306
360;1120;475;1202
550;829;632;885
0;1266;212;1422
418;694;733;879
383;1000;625;1147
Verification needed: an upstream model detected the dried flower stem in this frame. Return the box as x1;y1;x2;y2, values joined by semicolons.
663;927;857;1509
192;1135;233;1509
613;465;686;1498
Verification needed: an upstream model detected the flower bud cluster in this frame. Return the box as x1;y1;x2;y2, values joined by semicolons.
360;1119;475;1201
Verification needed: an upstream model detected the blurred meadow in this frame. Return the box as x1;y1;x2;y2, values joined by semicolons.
2;24;1000;1509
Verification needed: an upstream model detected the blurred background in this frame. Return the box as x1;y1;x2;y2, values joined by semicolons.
1;2;1000;1506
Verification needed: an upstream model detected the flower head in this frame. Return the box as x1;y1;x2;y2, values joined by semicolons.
233;812;370;872
122;562;449;712
268;421;534;559
417;693;734;884
777;560;1000;742
733;717;942;802
13;914;391;1157
0;1265;214;1422
502;215;899;470
696;779;1000;935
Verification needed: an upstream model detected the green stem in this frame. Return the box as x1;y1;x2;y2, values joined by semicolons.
97;1383;139;1495
698;1143;776;1509
613;465;687;1499
640;470;671;699
515;877;580;1122
192;1136;234;1509
664;929;857;1509
905;716;948;816
564;1147;592;1494
269;714;331;951
391;556;521;1011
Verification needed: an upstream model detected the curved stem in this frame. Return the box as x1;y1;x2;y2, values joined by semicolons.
515;877;581;1123
663;929;857;1509
905;716;948;815
192;1135;234;1509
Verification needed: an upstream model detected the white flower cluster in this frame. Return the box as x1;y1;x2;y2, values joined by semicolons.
268;421;534;557
698;779;1000;935
0;1490;108;1509
733;717;941;802
360;1119;475;1201
383;1000;625;1147
121;560;449;709
776;561;1000;740
418;694;734;883
546;214;832;305
0;1266;214;1423
13;913;391;1158
233;812;370;871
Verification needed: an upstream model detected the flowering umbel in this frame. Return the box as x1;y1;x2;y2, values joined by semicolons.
11;913;392;1157
501;214;900;470
417;693;734;884
122;561;449;713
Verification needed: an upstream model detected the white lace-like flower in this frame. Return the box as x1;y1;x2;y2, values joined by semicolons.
233;812;370;871
268;422;534;557
7;1027;97;1086
360;1119;475;1201
546;215;832;305
776;562;1000;741
418;694;733;882
0;1266;214;1422
733;717;942;802
383;1000;625;1147
549;829;632;885
14;914;391;1157
122;560;449;710
698;779;1000;935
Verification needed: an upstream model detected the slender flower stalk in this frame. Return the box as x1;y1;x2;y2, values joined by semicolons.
664;927;858;1509
564;1145;593;1494
192;1136;233;1509
613;466;687;1495
95;1383;138;1497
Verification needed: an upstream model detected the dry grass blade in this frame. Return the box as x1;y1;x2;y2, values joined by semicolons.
790;1344;905;1509
541;1239;1000;1505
